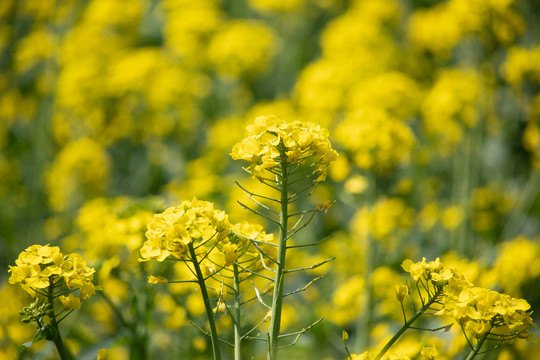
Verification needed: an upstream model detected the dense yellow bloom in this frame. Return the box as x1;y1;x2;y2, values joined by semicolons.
502;45;540;87
347;72;421;119
231;115;338;181
14;27;57;73
327;275;364;326
419;346;438;360
44;138;110;212
351;198;414;243
441;286;533;339
335;109;415;171
163;0;222;64
402;258;535;341
409;0;523;57
493;236;540;297
228;221;276;269
421;68;482;151
208;20;279;77
139;198;231;262
8;245;96;302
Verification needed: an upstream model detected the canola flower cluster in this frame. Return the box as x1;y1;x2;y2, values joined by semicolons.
140;198;231;262
229;221;276;268
402;258;534;341
230;115;338;181
8;245;96;309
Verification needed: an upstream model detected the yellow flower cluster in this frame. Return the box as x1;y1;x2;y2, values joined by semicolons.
402;258;535;341
351;197;414;243
228;221;276;268
8;245;96;306
502;45;540;87
231;115;338;181
44;138;110;212
442;286;533;339
139;198;231;262
421;68;482;152
208;20;279;78
336;109;415;171
409;0;524;57
493;236;540;297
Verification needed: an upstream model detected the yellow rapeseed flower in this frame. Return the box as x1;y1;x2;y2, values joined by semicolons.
8;245;96;303
139;198;231;262
231;115;338;181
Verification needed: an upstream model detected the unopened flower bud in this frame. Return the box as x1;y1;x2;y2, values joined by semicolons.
395;284;408;302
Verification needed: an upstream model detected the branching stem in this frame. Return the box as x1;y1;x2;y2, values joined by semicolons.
188;242;221;360
373;286;443;360
267;152;289;360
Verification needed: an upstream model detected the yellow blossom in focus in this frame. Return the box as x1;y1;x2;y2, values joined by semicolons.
140;198;231;262
8;245;96;304
403;258;535;343
231;115;338;181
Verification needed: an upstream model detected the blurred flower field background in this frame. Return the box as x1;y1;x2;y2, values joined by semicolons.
1;0;540;359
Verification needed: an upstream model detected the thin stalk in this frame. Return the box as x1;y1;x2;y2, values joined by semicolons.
188;242;222;360
233;263;242;360
465;331;490;360
267;153;289;360
47;278;71;360
373;287;443;360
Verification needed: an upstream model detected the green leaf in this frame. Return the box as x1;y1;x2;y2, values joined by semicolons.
16;342;33;359
16;325;59;359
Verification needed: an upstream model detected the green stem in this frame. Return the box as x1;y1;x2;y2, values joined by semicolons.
47;278;71;360
267;155;289;360
233;263;242;360
373;286;443;360
188;242;222;360
465;330;490;360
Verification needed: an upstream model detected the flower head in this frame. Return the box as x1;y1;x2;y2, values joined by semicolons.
227;221;276;269
139;198;231;262
231;116;338;182
8;244;96;303
401;257;535;342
